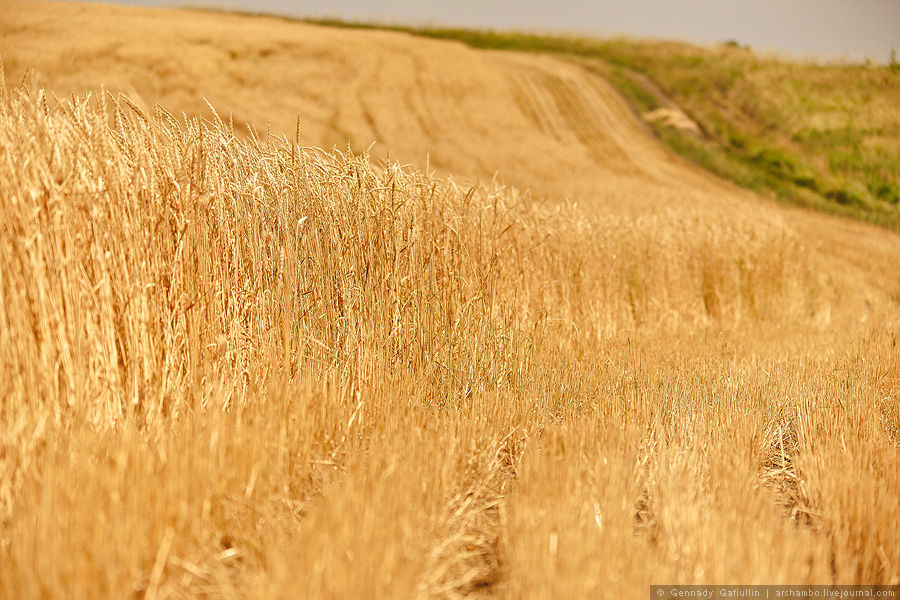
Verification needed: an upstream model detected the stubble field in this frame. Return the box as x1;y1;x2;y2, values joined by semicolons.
0;2;898;598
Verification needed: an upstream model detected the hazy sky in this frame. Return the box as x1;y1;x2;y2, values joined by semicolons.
117;0;900;61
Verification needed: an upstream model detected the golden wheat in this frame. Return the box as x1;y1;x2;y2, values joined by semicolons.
0;75;897;599
1;2;899;597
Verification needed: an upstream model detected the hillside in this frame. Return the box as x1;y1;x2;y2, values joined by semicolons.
0;2;899;598
303;21;900;229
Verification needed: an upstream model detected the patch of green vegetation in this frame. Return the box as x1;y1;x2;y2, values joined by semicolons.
569;43;899;228
604;67;659;114
225;10;900;228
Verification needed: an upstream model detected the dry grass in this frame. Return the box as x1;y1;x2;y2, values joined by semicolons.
1;2;899;598
1;77;898;599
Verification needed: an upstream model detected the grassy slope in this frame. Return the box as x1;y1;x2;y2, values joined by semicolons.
302;19;900;229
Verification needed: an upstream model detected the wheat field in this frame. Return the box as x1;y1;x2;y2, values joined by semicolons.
0;2;899;598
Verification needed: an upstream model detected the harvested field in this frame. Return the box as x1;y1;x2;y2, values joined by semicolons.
0;2;898;597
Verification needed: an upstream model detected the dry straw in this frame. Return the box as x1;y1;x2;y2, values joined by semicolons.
0;84;896;598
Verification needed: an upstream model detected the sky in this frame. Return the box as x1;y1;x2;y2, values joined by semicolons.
117;0;900;62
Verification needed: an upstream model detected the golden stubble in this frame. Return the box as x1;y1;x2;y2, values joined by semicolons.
0;3;898;598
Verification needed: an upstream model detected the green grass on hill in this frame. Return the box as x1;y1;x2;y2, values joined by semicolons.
301;20;900;229
563;38;900;230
